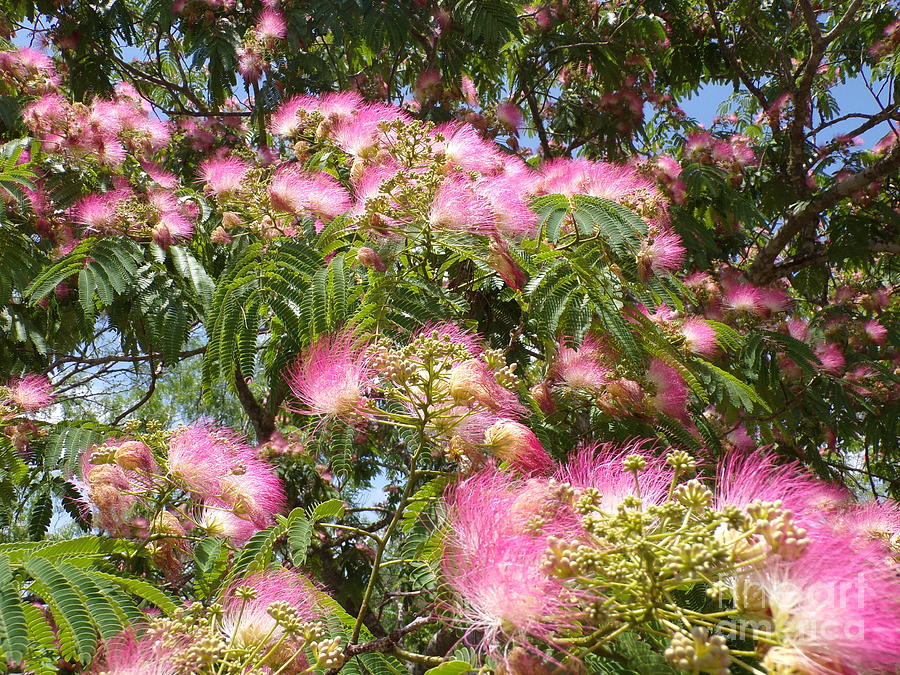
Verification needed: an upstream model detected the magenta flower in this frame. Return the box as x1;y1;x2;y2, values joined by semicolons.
441;469;576;654
757;286;792;314
3;374;54;412
646;358;689;419
331;103;409;158
554;439;675;512
92;630;178;675
269;94;320;137
428;175;496;234
255;8;287;42
785;317;809;341
551;336;611;391
448;358;525;417
268;165;351;221
813;341;845;374
495;100;523;135
483;419;554;475
285;330;374;417
833;500;900;554
434;122;503;174
863;319;888;345
415;321;485;358
474;173;538;237
740;532;900;673
71;190;130;231
220;569;321;656
198;156;251;197
679;317;718;357
637;227;685;278
166;422;241;496
722;283;764;315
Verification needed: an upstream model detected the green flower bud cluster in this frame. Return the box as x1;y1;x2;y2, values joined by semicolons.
664;627;730;675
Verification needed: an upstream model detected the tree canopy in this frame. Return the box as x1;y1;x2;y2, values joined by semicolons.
0;1;898;673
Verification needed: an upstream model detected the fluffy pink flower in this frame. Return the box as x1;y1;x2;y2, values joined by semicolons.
167;422;260;499
331;103;409;158
434;122;503;174
555;439;675;511
72;190;129;231
483;419;554;475
428;175;496;234
740;533;900;673
723;283;764;314
460;75;478;106
151;209;194;247
198;156;251;197
863;319;888;345
3;374;54;412
495;100;523;135
415;321;485;358
785;318;809;341
448;358;525;417
758;286;792;314
255;8;287;42
637;227;685;278
92;630;178;675
551;336;611;390
268;166;351;221
269;94;320;137
474;173;538;237
646;358;689;419
813;341;845;374
679;317;718;356
220;569;321;662
833;500;900;553
441;469;576;653
285;330;374;417
237;47;265;82
715;451;840;521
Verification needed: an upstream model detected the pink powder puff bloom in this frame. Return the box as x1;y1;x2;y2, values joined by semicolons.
428;175;496;234
460;75;478;106
813;341;845;374
71;190;129;231
140;161;179;189
725;423;756;452
434;122;503;174
739;533;900;674
495;100;523;135
285;330;374;417
255;8;287;42
166;421;253;498
198;156;251;197
722;283;764;314
646;358;689;419
785;318;809;341
151;209;194;247
758;286;792;314
331;103;409;158
413;68;442;102
268;94;320;137
199;500;261;544
448;358;526;417
237;47;265;82
92;630;179;675
268;166;351;221
636;227;685;279
715;451;840;522
832;500;900;554
483;419;554;475
22;93;69;135
551;336;611;391
3;374;54;412
216;454;286;528
317;91;365;120
415;321;485;358
474;173;538;237
220;569;321;657
679;317;718;357
863;319;888;345
554;439;675;512
441;469;577;655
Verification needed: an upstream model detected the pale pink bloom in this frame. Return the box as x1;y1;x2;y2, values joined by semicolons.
833;501;900;553
434;122;503;174
268;166;351;222
740;533;900;673
151;210;193;247
757;286;792;314
285;330;374;417
350;161;402;217
441;469;576;653
140;161;178;189
22;93;69;135
220;569;320;660
415;321;485;357
199;500;266;544
715;450;839;521
198;156;251;197
237;47;265;82
554;439;675;511
637;227;685;278
331;103;409;158
495;100;523;135
872;130;898;155
863;319;887;345
474;174;538;237
317;91;365;120
448;358;526;417
725;423;756;452
216;453;286;529
413;69;441;102
428;175;496;234
483;419;554;475
646;358;689;419
813;341;845;374
255;8;287;42
269;94;320;137
3;374;54;412
460;75;478;106
785;318;809;341
92;630;178;675
679;317;718;356
71;190;129;231
722;283;764;314
551;336;611;391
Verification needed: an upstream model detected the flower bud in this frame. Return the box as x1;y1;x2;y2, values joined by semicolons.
113;440;154;471
356;246;386;272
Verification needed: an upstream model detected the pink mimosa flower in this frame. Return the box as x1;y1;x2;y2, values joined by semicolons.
268;166;351;221
198;156;251;197
448;358;525;417
285;330;374;417
551;336;611;391
679;317;718;357
3;374;54;412
483;419;554;475
646;358;689;419
813;341;845;374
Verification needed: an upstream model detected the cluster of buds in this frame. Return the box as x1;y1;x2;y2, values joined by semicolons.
664;627;730;675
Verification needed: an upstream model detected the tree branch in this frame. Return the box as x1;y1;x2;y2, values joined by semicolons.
233;365;276;443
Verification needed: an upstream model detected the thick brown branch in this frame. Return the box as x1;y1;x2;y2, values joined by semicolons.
233;365;276;443
748;142;900;283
